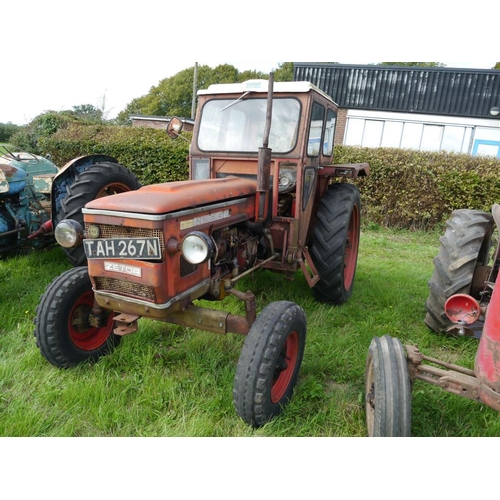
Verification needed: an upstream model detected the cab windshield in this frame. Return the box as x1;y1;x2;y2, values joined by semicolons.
197;97;301;154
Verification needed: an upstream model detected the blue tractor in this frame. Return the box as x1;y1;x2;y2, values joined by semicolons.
0;145;141;265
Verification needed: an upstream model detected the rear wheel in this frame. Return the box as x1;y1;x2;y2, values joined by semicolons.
55;162;141;266
425;209;493;334
233;301;306;427
34;267;120;367
365;335;411;437
311;183;361;304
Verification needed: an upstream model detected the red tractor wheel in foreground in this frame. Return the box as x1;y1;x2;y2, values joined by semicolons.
34;267;120;367
233;301;306;428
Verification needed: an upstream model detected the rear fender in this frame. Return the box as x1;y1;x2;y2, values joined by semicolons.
51;154;119;218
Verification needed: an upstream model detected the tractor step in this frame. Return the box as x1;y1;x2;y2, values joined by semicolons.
298;247;320;287
113;313;140;336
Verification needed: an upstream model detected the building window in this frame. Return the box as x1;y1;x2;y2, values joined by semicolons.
344;113;480;154
363;120;384;147
421;125;443;151
400;123;423;149
441;125;467;152
381;122;403;148
344;118;364;146
473;140;500;157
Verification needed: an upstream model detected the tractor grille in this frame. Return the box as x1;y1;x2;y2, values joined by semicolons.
94;276;156;302
180;255;198;277
85;223;165;259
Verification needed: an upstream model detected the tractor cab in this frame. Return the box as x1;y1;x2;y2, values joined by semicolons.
169;79;369;278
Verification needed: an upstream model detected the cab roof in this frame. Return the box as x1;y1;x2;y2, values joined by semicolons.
198;79;337;105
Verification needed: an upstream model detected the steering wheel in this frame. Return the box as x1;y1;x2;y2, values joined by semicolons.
0;145;39;164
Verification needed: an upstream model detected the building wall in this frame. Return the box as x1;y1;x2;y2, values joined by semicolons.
131;118;166;129
295;63;500;157
131;117;194;132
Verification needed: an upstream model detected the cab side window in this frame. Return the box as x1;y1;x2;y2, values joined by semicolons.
323;109;336;156
307;102;325;157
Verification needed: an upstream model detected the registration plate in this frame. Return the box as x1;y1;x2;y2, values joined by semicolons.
83;237;161;260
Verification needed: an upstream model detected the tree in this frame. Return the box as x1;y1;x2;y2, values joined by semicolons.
69;104;104;122
493;63;500;70
0;122;20;142
9;111;76;154
274;62;294;82
115;63;295;124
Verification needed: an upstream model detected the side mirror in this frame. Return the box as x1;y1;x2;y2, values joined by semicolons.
166;117;184;139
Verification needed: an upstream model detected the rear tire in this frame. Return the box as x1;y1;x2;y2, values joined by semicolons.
233;301;306;427
55;162;141;266
34;267;120;368
425;209;493;334
365;335;411;437
311;183;361;304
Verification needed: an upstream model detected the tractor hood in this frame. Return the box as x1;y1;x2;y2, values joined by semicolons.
0;163;28;195
84;176;257;215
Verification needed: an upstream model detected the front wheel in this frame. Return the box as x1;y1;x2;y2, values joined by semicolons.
34;267;120;367
365;335;412;437
310;183;361;305
233;301;307;427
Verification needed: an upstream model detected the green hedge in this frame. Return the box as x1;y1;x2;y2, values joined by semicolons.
334;146;500;229
41;124;500;230
40;124;190;185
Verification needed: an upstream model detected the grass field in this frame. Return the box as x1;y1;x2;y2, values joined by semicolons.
1;226;498;437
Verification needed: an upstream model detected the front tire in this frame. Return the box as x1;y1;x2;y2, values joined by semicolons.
425;209;493;334
34;267;120;367
365;335;411;437
233;301;306;427
55;162;141;266
310;183;361;305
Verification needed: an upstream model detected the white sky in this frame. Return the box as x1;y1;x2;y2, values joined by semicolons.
2;1;497;125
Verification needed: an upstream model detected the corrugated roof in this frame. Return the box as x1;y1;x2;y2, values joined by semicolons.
293;63;500;118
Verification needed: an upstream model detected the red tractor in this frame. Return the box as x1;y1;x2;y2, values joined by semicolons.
34;75;369;427
364;205;500;436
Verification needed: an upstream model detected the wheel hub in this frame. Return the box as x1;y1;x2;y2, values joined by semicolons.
71;304;92;333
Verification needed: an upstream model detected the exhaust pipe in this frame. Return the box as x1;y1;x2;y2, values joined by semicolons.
256;72;274;222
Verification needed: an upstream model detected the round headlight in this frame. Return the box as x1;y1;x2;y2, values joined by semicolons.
181;232;214;265
54;219;84;248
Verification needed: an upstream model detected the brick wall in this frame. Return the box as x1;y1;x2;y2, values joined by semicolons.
131;118;194;132
131;118;167;129
335;108;347;145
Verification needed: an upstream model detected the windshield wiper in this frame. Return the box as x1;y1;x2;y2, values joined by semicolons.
220;91;251;112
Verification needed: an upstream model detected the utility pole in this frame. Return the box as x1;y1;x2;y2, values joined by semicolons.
191;62;198;120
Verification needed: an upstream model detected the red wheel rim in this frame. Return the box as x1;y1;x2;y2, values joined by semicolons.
444;294;481;325
96;182;133;198
271;330;300;403
68;290;114;350
344;204;360;290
